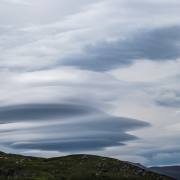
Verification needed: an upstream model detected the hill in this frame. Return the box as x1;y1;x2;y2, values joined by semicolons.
150;166;180;180
0;151;174;180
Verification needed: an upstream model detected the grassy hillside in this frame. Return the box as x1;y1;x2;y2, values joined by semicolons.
0;152;174;180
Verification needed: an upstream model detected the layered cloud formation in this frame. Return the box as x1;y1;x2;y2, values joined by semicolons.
0;103;148;152
64;26;180;71
0;0;180;166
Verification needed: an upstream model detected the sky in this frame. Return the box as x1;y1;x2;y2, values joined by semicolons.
0;0;180;167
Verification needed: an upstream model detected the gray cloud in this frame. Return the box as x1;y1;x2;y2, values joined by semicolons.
0;104;94;122
64;26;180;71
0;103;149;152
157;101;180;108
140;145;180;166
156;92;180;108
11;139;126;152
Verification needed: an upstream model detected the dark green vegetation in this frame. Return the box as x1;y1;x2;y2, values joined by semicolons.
0;152;174;180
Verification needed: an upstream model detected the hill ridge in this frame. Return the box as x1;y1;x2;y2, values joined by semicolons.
0;152;175;180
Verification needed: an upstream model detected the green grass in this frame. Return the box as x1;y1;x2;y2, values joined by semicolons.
0;152;174;180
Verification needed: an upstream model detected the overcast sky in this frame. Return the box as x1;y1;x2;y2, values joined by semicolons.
0;0;180;166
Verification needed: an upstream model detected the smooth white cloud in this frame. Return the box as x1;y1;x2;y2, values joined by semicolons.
109;59;180;82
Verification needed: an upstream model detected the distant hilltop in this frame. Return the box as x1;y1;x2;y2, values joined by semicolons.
0;151;174;180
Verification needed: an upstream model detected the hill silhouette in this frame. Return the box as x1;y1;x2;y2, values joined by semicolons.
0;151;174;180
